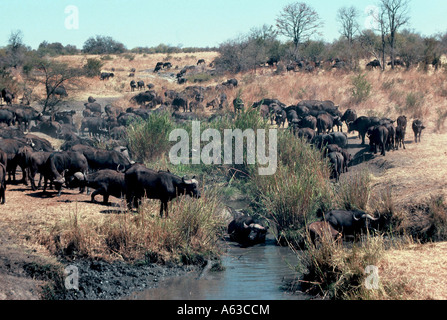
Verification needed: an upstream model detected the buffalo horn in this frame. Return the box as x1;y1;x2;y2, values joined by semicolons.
74;172;85;180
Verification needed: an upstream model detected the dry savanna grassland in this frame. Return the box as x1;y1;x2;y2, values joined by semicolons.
2;51;447;300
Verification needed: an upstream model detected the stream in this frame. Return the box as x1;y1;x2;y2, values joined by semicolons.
127;235;307;300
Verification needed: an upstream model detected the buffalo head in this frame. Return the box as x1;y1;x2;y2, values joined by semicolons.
244;222;268;243
181;176;201;198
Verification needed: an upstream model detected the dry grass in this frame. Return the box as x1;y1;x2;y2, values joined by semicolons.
379;242;447;299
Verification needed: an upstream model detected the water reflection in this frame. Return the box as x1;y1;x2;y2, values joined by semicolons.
128;236;307;300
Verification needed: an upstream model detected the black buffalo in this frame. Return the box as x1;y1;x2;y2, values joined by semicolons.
26;151;53;191
348;116;381;145
366;59;381;69
227;215;268;247
0;138;29;184
71;144;132;172
412;119;425;143
0;109;15;126
125;164;201;217
367;125;389;156
67;170;126;205
323;209;379;237
316;113;341;134
327;151;344;182
395;125;406;150
1;89;15;105
340;109;357;127
137;80;145;90
80;117;107;137
42;151;89;196
100;72;114;80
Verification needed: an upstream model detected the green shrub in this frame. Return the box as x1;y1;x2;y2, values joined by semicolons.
83;58;104;77
126;111;175;163
351;73;371;103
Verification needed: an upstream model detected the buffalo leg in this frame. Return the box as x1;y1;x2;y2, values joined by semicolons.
160;201;168;218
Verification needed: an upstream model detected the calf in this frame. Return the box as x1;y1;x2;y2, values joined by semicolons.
395;125;406;150
327;151;344;182
308;221;342;245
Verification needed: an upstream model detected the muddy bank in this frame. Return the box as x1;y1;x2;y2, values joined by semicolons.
50;259;202;300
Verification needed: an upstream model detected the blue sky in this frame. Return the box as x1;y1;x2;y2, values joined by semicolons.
1;0;446;49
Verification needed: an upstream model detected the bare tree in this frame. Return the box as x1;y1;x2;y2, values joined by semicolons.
26;59;84;115
337;6;360;45
276;2;322;55
380;0;410;69
366;5;389;70
337;6;360;68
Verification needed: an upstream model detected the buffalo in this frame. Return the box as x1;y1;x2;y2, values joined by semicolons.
67;170;126;205
100;72;114;80
367;125;389;156
0;109;15;126
26;151;53;191
348;116;381;145
125;164;201;217
327;151;344;182
227;215;268;247
340;109;357;127
412;119;425;143
395;125;406;150
137;80;145;90
366;59;381;69
308;221;342;245
41;151;89;196
317;113;341;135
71;144;132;172
323;209;379;238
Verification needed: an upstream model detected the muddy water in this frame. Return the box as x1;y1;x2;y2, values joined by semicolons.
127;236;306;300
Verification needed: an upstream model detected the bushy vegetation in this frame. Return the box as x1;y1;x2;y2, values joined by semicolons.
126;112;175;163
250;131;332;246
83;58;104;78
82;35;127;54
42;186;226;263
350;73;372;104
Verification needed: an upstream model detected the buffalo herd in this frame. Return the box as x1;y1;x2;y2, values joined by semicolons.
0;74;428;249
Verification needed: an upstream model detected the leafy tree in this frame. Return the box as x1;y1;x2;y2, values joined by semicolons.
82;35;126;54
